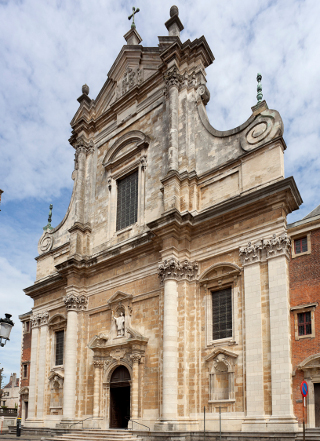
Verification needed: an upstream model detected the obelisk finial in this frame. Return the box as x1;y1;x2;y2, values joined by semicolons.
256;73;263;103
43;204;53;231
128;6;140;29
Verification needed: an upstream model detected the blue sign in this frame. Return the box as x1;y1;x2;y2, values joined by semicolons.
301;381;308;397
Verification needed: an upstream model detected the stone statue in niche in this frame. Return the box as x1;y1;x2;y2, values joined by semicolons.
114;312;125;337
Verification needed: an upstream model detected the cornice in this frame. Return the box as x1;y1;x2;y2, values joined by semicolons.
148;177;302;237
24;273;65;299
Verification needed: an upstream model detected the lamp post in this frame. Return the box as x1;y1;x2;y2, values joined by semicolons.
0;314;14;347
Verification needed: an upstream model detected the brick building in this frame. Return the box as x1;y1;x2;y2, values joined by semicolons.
21;5;303;437
18;311;32;423
288;205;320;428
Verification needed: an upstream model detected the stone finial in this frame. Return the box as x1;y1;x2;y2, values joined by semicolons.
82;84;89;95
256;73;263;103
165;5;184;37
43;204;53;231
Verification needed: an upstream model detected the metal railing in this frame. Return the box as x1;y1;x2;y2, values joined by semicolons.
125;417;150;431
0;408;17;416
69;416;95;429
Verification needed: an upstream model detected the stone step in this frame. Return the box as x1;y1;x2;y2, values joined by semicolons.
46;429;141;441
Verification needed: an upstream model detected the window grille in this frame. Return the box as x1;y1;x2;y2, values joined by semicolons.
212;288;232;340
55;330;64;366
294;237;308;254
116;171;138;231
298;311;312;336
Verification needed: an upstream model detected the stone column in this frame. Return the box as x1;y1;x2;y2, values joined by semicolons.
93;360;103;418
164;67;182;172
36;312;49;419
158;258;198;425
28;316;40;420
239;242;265;419
74;140;88;224
131;354;141;419
265;234;296;424
63;292;87;420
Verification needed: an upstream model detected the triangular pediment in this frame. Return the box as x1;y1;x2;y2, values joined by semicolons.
204;348;238;363
107;291;133;306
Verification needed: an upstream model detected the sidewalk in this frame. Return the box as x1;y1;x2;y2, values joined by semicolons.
0;434;45;441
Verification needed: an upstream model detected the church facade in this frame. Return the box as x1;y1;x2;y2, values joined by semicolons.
23;6;302;434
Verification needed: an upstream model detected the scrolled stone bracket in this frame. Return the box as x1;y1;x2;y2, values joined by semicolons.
31;311;49;328
158;258;199;283
63;293;88;311
197;84;210;106
239;233;291;265
38;232;54;255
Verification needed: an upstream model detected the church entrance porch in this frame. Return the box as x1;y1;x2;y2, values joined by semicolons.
109;366;131;429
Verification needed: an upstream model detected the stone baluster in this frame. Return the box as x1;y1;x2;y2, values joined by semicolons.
63;291;87;419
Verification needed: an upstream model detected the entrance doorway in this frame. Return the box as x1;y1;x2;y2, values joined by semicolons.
110;366;131;428
315;383;320;427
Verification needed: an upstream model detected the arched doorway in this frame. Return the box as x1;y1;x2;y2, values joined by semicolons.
109;366;131;428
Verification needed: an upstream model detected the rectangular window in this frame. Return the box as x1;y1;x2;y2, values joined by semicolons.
298;311;312;336
212;288;232;340
23;364;28;378
55;330;64;366
294;237;308;254
116;171;138;231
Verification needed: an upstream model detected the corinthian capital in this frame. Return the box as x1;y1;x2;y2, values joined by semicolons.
164;67;183;90
31;311;49;328
239;241;262;266
158;258;198;283
263;232;291;259
64;293;88;311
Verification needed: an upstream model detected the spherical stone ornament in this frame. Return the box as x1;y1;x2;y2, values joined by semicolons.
170;5;179;16
82;84;89;95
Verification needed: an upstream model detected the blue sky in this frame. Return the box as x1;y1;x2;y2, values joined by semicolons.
1;0;320;384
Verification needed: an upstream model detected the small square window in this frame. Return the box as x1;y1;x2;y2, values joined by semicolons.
294;237;308;254
298;311;312;336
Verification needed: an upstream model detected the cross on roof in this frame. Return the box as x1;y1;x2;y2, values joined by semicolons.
128;6;140;29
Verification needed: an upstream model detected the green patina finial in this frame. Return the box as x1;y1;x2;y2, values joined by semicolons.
256;73;263;103
43;204;53;231
128;6;140;29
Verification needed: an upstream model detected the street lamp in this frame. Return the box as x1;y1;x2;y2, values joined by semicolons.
0;314;14;347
